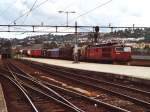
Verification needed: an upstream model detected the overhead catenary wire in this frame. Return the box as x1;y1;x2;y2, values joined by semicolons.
11;0;50;36
45;0;76;25
10;0;50;25
6;0;112;36
55;0;113;35
0;0;45;37
68;0;113;25
21;0;38;24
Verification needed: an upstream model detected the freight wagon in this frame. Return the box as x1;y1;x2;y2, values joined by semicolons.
59;47;73;60
48;48;60;58
30;49;42;57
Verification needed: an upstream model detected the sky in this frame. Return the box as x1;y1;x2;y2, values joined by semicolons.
0;0;150;38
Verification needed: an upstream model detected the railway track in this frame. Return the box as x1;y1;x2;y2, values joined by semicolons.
1;67;89;112
6;63;87;112
40;62;150;98
0;63;86;112
51;63;150;92
15;59;150;112
0;60;130;112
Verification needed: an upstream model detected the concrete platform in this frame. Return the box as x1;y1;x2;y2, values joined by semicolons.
132;55;150;60
0;84;7;112
22;57;150;84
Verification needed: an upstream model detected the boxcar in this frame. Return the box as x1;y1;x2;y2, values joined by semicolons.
59;47;73;59
31;49;42;57
48;48;60;58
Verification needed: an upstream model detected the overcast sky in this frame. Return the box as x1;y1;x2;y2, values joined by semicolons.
0;0;150;38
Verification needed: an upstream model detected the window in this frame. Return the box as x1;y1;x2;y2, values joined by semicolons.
115;47;124;52
124;47;131;52
115;47;131;52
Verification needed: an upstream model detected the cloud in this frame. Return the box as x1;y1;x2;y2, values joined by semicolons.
1;0;150;38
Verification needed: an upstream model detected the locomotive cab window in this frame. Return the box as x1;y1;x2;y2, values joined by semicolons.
124;47;131;52
115;47;131;52
115;47;124;52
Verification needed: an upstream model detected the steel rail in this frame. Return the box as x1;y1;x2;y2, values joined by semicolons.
4;61;130;112
5;61;85;112
42;64;150;95
27;61;150;109
5;63;39;112
0;72;39;112
1;66;130;112
0;73;83;112
19;80;84;112
18;72;130;112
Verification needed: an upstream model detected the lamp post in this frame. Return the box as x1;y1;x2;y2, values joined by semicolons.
58;11;76;26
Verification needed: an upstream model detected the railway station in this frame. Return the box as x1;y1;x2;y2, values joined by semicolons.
1;0;150;112
0;43;150;111
0;30;150;111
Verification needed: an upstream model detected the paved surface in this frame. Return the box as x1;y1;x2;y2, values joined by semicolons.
132;55;150;60
0;84;7;112
22;57;150;80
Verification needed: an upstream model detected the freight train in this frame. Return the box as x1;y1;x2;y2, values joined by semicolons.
21;43;132;63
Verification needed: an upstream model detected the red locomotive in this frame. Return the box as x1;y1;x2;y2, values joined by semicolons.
81;43;131;62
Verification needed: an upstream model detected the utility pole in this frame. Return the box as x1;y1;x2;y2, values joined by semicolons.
94;26;99;43
109;23;113;32
133;24;135;30
73;21;79;63
75;21;77;44
132;24;135;38
58;11;76;26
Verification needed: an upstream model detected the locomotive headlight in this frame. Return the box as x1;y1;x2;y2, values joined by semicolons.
124;47;131;52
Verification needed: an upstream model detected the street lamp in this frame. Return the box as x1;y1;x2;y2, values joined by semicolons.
58;10;76;26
